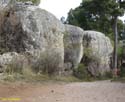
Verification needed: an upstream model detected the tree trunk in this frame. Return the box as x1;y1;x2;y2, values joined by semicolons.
113;16;118;77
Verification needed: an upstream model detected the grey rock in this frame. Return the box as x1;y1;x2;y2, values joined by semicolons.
0;4;65;75
19;5;65;74
0;52;18;66
83;31;113;76
0;0;18;9
0;52;28;73
64;25;84;70
0;0;10;8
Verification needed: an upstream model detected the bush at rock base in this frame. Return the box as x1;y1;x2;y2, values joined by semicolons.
31;51;62;76
73;64;92;80
120;66;125;77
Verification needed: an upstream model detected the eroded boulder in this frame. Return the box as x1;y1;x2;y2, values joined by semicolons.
0;3;65;75
0;1;113;77
64;25;84;72
83;31;113;76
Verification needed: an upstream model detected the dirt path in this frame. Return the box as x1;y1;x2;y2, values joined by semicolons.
0;80;125;102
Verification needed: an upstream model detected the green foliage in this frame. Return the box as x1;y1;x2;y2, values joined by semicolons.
120;66;125;77
104;71;113;78
84;48;93;59
5;60;23;75
74;64;92;80
31;51;61;76
112;77;125;83
67;0;125;40
4;56;30;75
117;46;123;58
117;46;125;77
96;72;113;80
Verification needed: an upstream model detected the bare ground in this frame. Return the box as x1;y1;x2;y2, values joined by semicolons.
0;80;125;102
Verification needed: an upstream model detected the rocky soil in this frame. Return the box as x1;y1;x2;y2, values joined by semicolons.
0;80;125;102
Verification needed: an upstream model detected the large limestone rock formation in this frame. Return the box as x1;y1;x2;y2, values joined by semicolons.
64;25;83;71
83;31;113;76
0;1;113;77
0;2;65;75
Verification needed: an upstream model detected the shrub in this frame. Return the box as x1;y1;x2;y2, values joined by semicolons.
5;59;23;75
97;71;113;80
31;51;62;76
2;55;35;81
120;65;125;77
117;46;125;77
5;56;28;75
73;64;92;80
117;46;123;58
104;71;113;78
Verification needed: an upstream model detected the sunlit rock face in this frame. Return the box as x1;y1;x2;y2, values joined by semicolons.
19;4;65;74
0;0;11;8
83;31;113;76
64;24;84;71
0;2;65;75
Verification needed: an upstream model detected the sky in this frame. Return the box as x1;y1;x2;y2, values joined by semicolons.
119;16;125;22
39;0;82;19
39;0;125;22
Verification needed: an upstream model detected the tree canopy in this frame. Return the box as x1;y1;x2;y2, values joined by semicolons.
67;0;125;39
